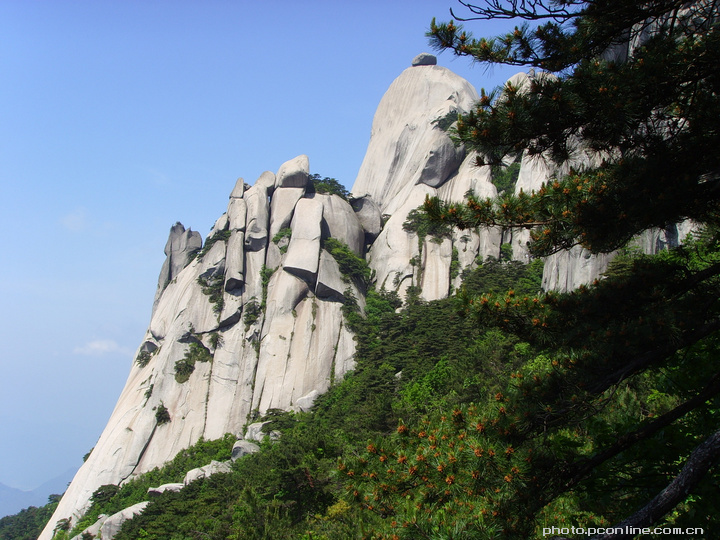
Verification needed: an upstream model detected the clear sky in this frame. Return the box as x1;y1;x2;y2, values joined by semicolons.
0;0;520;492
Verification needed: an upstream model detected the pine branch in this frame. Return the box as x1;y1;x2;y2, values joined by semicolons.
450;0;586;22
562;371;720;492
590;427;720;539
588;318;720;395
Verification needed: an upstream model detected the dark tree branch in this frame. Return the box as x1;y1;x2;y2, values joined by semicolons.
562;371;720;492
450;0;586;22
590;427;720;539
589;318;720;395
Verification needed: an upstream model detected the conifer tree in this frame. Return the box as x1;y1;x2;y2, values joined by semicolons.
341;2;720;538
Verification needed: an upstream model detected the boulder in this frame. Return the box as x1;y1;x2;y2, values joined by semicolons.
147;483;184;496
36;63;490;540
253;170;277;193
244;172;274;251
276;155;309;188
197;237;227;280
229;177;245;199
244;422;271;442
153;223;203;309
318;194;365;255
366;185;433;296
350;195;383;243
223;230;245;291
351;62;478;212
70;514;108;540
293;389;320;412
420;237;452;301
231;440;260;461
227;198;247;231
315;250;349;302
417;135;466;188
412;52;437;66
264;241;284;271
269;187;305;238
542;247;615;292
210;213;229;235
283;198;323;283
183;460;233;485
99;502;149;540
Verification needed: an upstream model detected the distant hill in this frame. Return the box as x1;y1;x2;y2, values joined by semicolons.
0;468;75;518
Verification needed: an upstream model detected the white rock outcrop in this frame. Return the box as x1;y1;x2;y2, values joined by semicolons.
183;461;233;485
147;483;184;496
100;502;149;540
152;223;202;310
231;440;260;461
351;59;479;213
283;198;323;283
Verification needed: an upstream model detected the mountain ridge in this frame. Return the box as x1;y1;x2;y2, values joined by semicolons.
38;54;681;539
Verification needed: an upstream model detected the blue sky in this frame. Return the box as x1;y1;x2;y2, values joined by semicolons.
0;0;520;492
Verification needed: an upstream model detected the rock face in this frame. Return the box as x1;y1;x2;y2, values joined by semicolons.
40;56;688;539
351;60;480;214
152;223;202;310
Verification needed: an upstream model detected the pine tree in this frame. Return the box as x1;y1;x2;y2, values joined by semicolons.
346;1;720;536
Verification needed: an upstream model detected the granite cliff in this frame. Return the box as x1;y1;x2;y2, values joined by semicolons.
40;54;683;538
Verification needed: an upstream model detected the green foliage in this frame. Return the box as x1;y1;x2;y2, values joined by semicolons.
461;256;543;298
323;238;372;292
208;331;222;350
402;207;452;243
68;435;236;537
135;349;154;368
193;229;231;261
40;4;720;537
427;2;720;256
112;423;351;540
174;358;194;383
364;287;401;327
491;160;520;195
307;173;349;200
243;297;262;331
174;342;212;383
197;273;225;315
340;287;362;333
65;245;720;538
260;265;275;309
94;265;529;539
449;246;460;282
499;242;513;261
432;109;461;132
415;1;720;533
155;403;170;425
0;495;61;540
91;484;119;506
271;227;292;253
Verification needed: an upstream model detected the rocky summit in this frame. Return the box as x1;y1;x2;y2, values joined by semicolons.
39;55;685;539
